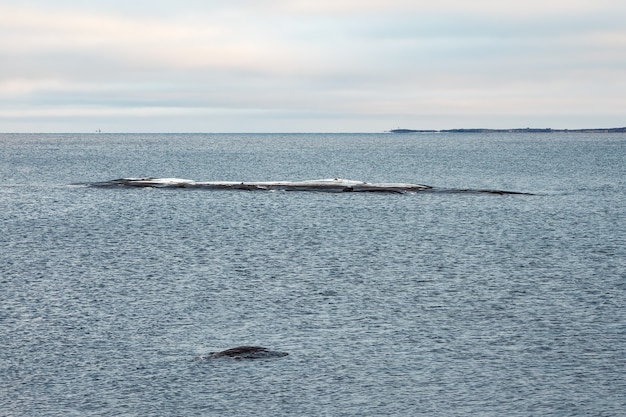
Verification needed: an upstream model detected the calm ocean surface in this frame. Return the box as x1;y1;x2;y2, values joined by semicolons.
1;132;625;416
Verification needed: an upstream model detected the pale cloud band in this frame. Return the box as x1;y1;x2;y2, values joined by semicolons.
276;0;621;15
1;1;625;131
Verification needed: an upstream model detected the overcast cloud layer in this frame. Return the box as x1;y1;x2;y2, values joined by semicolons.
2;0;625;132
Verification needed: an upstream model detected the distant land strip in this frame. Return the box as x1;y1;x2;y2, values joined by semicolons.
388;127;626;133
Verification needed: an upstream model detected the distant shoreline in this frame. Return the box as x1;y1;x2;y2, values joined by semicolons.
389;127;626;133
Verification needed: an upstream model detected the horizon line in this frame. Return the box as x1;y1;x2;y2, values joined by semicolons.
2;126;626;135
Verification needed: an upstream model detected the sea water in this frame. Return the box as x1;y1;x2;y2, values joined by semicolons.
1;132;625;416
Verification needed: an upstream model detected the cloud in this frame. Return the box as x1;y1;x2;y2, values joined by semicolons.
272;0;623;16
0;6;290;70
1;2;626;131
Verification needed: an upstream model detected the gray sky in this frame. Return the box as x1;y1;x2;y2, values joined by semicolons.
2;0;625;132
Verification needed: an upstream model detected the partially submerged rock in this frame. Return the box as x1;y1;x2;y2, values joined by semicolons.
199;346;289;360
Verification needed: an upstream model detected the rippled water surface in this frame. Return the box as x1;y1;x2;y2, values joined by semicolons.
1;133;625;416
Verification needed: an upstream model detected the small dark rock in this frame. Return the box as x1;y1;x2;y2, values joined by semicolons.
199;346;288;360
